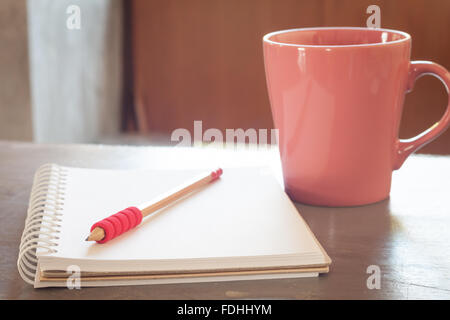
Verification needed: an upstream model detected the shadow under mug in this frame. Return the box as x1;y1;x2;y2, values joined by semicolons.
263;27;450;206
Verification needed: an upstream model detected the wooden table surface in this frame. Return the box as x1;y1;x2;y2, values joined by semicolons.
1;141;450;299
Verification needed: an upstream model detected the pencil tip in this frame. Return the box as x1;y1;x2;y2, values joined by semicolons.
85;236;89;241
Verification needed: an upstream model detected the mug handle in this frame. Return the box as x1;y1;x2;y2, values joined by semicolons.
394;61;450;170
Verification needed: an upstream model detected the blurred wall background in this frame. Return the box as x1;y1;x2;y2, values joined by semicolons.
129;0;450;154
0;0;449;154
0;0;32;141
27;0;123;143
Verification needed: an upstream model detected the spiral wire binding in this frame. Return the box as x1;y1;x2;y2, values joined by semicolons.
17;164;67;285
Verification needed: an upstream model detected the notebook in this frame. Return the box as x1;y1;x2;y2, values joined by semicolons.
17;164;331;288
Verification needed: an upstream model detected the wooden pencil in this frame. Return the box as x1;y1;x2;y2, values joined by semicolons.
86;168;223;243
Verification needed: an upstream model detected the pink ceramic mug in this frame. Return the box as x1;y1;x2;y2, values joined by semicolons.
263;27;450;206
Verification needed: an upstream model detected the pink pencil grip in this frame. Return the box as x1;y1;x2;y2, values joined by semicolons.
90;206;143;244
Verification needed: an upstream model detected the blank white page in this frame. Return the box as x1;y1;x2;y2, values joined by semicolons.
42;166;328;270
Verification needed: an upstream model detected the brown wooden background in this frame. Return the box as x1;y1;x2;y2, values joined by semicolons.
127;0;450;154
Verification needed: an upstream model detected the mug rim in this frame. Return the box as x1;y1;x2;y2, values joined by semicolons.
263;27;411;48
